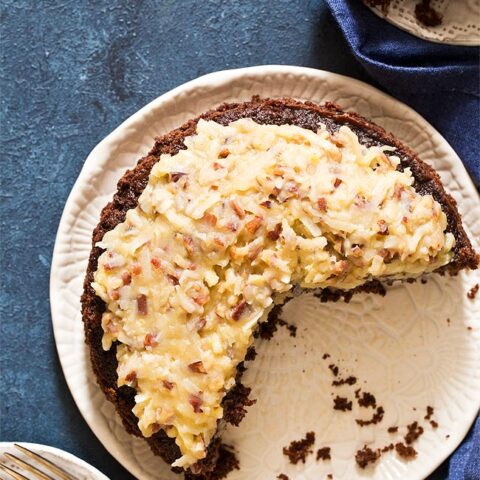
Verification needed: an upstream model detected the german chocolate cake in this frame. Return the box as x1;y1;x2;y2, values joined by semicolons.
81;97;478;477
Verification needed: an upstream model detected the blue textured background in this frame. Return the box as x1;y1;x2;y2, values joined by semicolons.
0;1;455;479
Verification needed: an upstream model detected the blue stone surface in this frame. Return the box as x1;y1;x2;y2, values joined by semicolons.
0;1;448;478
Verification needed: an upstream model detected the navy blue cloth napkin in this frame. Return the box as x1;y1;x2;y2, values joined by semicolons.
325;2;479;479
325;0;479;188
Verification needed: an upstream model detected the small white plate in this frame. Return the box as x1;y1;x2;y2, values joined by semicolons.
364;0;480;46
0;443;109;480
50;66;480;480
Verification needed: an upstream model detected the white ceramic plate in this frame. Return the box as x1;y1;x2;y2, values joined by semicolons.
0;443;109;480
50;66;480;480
364;0;480;46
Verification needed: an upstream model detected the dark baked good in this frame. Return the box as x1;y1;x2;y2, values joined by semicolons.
81;97;478;477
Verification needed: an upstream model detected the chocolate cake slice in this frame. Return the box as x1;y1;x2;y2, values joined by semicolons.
81;97;477;478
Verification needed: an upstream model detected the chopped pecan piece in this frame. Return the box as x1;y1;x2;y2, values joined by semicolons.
331;136;344;148
260;200;272;209
167;274;179;286
247;244;262;260
267;223;282;241
394;183;405;199
333;260;348;275
269;186;281;198
226;221;238;232
213;237;225;247
144;333;158;347
121;272;132;285
188;361;207;374
151;423;161;434
377;220;389;235
190;317;206;332
125;371;137;383
150;257;161;268
334;178;342;188
137;294;148;315
132;263;142;275
170;172;186;182
232;300;248;321
189;394;203;413
230;199;246;219
218;148;230;158
182;235;195;255
162;380;175;390
194;293;209;305
202;212;217;226
351;245;363;258
354;194;367;208
317;197;327;212
245;216;263;234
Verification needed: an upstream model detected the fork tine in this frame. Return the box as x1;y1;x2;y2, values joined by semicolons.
4;453;54;480
13;445;78;480
0;463;30;480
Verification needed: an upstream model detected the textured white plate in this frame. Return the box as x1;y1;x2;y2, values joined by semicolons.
364;0;480;45
0;443;109;480
50;66;480;480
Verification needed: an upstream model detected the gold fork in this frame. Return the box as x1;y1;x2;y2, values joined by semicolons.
0;444;78;480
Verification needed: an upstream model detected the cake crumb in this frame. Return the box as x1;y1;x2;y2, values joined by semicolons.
328;364;339;376
395;442;417;459
333;395;352;411
356;406;385;426
277;475;289;480
424;406;434;420
446;434;450;439
327;475;333;479
355;445;380;469
316;447;331;461
381;443;395;452
357;391;377;408
404;421;424;444
282;432;315;464
245;346;257;361
322;353;331;360
388;426;398;433
278;318;297;337
255;305;283;340
467;284;479;299
332;375;357;387
430;420;438;429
